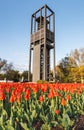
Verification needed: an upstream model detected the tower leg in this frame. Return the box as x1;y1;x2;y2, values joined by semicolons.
28;49;31;81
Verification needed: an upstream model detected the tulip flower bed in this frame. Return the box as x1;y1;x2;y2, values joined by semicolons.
0;82;84;130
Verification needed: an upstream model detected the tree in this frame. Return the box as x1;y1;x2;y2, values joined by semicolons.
57;56;77;82
0;58;7;71
21;71;32;82
21;71;28;81
70;48;84;66
56;48;84;83
78;65;84;83
0;73;5;80
0;58;13;73
69;48;84;83
55;65;64;82
5;70;20;82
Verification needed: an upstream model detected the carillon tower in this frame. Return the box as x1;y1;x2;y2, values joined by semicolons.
29;5;55;82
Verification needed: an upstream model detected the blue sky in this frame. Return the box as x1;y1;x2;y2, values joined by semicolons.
0;0;84;72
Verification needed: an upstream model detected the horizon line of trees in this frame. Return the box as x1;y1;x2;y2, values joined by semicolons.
0;48;84;83
0;58;32;82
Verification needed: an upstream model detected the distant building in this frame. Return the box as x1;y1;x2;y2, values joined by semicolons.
29;5;55;82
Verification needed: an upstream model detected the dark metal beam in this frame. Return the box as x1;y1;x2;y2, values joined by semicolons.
46;13;53;18
46;5;54;14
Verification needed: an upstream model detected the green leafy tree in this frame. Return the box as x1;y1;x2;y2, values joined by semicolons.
21;71;28;82
55;65;65;82
56;48;84;83
5;70;20;82
57;56;77;82
21;71;32;82
0;73;5;80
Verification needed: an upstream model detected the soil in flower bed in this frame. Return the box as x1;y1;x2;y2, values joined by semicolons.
33;119;63;130
32;115;84;130
51;127;63;130
33;119;43;130
74;115;84;130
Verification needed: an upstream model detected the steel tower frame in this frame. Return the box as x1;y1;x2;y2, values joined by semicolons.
28;5;55;82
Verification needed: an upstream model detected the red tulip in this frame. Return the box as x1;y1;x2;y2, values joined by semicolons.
39;95;44;102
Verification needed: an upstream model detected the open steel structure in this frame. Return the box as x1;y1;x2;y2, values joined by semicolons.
29;5;55;82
